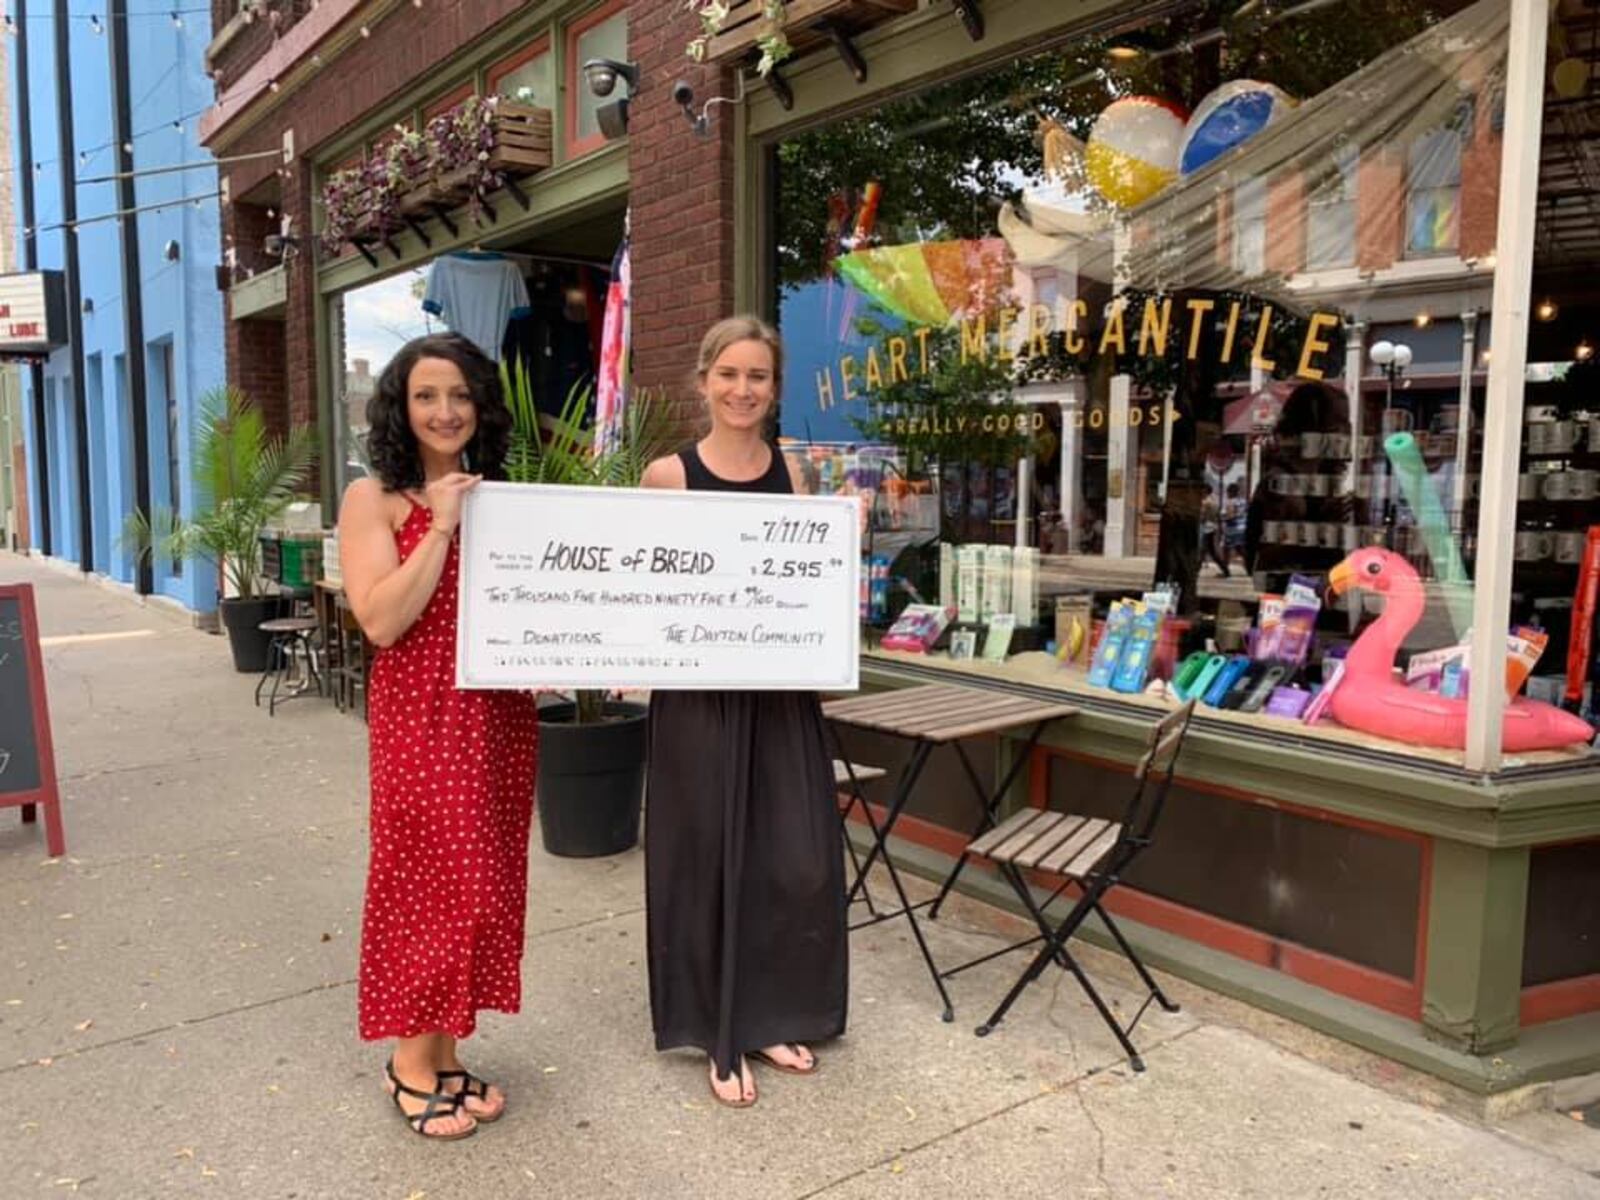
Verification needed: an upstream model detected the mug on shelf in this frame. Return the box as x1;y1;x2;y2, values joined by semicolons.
1528;422;1551;454
1550;420;1580;453
1264;519;1286;543
1285;474;1308;497
1514;531;1554;561
1556;531;1586;564
1308;474;1331;497
1518;473;1542;501
1355;435;1376;459
1302;432;1326;458
1541;471;1571;502
1589;416;1600;452
1340;524;1360;551
1318;523;1342;549
1567;469;1598;501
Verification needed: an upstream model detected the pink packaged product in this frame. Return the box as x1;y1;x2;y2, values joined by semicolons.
880;604;956;653
1301;659;1347;725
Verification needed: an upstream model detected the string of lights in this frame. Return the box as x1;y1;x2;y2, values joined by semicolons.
2;8;209;36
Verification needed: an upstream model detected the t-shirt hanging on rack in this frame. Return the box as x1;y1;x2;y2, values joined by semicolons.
421;252;532;361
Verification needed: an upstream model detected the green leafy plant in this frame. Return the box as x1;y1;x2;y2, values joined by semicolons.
499;357;680;722
685;0;793;75
125;387;317;601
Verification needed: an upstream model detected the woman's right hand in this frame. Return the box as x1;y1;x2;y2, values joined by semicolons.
424;472;483;532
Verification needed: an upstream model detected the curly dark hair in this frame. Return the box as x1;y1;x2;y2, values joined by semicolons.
365;332;512;491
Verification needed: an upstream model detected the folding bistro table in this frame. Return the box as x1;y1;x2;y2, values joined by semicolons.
823;683;1079;1020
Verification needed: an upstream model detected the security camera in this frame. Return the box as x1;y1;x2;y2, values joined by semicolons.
671;80;694;108
582;58;639;99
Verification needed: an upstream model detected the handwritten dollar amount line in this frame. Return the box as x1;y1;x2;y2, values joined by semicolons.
749;557;841;580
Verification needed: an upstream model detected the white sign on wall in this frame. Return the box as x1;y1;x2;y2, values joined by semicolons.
456;482;861;691
0;272;66;354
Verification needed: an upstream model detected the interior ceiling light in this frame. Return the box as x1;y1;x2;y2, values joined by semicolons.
1577;340;1595;362
1536;298;1558;322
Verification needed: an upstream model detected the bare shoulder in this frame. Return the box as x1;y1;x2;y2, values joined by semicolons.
340;477;406;530
640;454;687;491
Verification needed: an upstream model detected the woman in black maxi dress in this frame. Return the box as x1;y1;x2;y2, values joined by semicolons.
641;317;848;1108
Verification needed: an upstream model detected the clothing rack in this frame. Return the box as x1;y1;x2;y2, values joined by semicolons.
458;246;609;270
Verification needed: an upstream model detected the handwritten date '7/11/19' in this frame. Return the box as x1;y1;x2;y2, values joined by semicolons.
758;518;831;546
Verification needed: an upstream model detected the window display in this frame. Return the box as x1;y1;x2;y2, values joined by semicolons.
772;0;1598;763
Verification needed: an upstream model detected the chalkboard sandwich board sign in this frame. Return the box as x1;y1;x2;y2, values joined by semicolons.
0;584;64;856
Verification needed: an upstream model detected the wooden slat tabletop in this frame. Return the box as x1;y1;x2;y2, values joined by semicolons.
823;684;1078;744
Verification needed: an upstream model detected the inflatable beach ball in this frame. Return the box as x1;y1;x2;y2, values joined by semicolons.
1084;96;1189;209
1179;81;1295;177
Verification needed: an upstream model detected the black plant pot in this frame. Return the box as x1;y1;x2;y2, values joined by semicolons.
219;595;283;673
536;700;647;857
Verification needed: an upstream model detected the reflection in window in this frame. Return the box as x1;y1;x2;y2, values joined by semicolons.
1407;126;1463;257
1307;142;1359;270
1232;176;1268;278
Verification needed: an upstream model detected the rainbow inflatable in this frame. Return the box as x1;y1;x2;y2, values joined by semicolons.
833;238;1014;326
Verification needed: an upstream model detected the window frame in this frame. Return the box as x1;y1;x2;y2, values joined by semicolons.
564;0;628;160
487;34;553;103
1403;125;1464;259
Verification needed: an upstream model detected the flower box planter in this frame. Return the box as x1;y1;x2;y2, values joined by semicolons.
396;103;552;218
704;0;917;66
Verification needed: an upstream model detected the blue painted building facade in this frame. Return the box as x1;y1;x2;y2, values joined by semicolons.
9;7;223;613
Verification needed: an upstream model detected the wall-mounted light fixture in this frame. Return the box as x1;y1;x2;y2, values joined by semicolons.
670;76;749;139
584;58;640;140
164;240;181;262
82;298;94;315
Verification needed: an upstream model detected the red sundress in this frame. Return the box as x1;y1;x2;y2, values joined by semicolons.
357;498;540;1041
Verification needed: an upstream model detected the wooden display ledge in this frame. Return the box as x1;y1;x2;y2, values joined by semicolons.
862;647;1595;772
705;0;917;65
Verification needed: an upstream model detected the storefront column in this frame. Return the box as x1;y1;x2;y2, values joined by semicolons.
1105;374;1138;558
1343;320;1366;497
1422;840;1529;1053
1451;311;1479;533
1466;0;1548;771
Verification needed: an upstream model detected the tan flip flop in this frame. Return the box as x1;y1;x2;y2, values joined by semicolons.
708;1057;757;1108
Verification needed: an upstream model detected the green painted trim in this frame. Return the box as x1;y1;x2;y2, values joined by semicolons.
745;0;1133;139
313;285;337;516
860;661;1600;847
314;144;627;296
1423;842;1530;1054
228;265;287;320
858;828;1600;1093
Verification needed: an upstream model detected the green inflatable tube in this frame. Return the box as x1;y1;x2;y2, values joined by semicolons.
1383;431;1473;634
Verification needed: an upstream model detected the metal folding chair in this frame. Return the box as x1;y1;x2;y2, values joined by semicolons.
954;700;1197;1071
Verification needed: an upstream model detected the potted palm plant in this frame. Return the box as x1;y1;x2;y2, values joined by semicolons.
127;387;317;672
500;358;679;856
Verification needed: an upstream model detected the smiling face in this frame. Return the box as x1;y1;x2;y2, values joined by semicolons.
406;355;477;464
701;338;777;434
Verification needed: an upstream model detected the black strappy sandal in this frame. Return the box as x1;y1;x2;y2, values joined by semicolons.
436;1069;505;1123
749;1044;818;1076
385;1059;477;1140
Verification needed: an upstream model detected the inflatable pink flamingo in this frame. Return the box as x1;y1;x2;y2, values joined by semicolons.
1327;547;1595;753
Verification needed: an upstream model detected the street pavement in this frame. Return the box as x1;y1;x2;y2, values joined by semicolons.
3;552;1599;1199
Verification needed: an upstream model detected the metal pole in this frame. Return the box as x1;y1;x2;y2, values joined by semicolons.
53;5;93;574
1465;0;1549;772
14;0;51;556
110;0;153;595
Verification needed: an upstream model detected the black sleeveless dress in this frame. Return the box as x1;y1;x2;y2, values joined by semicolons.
645;444;849;1077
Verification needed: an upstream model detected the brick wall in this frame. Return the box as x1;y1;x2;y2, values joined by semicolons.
1357;149;1404;273
626;0;737;426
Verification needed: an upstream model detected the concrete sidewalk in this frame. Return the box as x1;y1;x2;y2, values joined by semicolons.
3;552;1598;1199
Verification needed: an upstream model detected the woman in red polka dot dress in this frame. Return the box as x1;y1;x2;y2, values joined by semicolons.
339;333;539;1141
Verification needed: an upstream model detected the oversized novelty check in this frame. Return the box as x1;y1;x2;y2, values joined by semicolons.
456;482;861;690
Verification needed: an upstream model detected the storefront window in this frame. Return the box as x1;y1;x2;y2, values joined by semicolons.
772;0;1599;766
569;3;626;153
332;269;434;497
489;40;553;107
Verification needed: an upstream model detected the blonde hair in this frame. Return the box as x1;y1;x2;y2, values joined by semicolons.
697;315;784;396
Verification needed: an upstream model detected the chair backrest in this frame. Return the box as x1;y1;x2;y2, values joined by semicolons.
1124;700;1197;845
